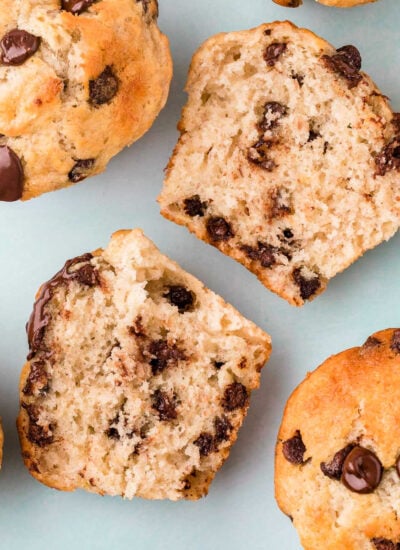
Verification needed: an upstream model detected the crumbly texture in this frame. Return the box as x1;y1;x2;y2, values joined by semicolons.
0;0;171;199
18;229;271;501
159;22;400;306
275;329;400;549
273;0;377;7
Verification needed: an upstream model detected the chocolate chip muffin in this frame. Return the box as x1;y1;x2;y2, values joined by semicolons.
17;229;271;500
0;0;172;201
275;329;400;549
273;0;377;7
158;21;399;306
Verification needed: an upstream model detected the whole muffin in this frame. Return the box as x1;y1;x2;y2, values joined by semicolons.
275;329;400;549
0;0;172;201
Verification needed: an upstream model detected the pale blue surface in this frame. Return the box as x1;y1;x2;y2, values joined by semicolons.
0;0;399;548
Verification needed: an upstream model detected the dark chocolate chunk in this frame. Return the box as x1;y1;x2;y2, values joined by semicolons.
391;330;400;353
375;138;400;176
292;268;321;301
283;228;294;240
264;43;287;67
206;216;234;242
193;432;214;456
322;45;362;89
258;102;287;131
152;389;177;421
241;242;277;268
320;444;355;480
61;0;95;14
26;254;98;359
308;129;320;142
282;430;306;465
341;446;382;494
183;195;207;217
222;382;248;411
214;416;232;444
89;66;119;106
23;404;54;447
22;361;50;396
0;145;24;202
371;539;400;550
0;29;40;66
214;361;225;370
68;159;95;183
164;286;194;313
247;139;276;171
148;340;185;375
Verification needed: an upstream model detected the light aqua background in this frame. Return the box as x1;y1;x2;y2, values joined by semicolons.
0;0;399;548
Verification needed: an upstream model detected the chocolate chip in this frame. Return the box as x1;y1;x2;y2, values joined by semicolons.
363;336;382;349
308;129;320;142
320;444;355;480
282;430;306;465
206;216;234;242
375;138;400;176
68;159;95;183
23;405;55;447
194;433;214;456
152;389;177;421
0;145;24;202
214;361;225;370
183;195;207;217
371;539;400;550
214;416;232;444
148;340;185;375
391;330;400;353
291;72;304;87
241;242;277;268
222;382;248;411
258;102;287;132
247;139;276;171
0;29;40;66
283;228;294;239
322;45;362;89
164;286;194;313
292;268;321;301
22;361;50;396
336;45;362;71
341;446;382;494
89;66;119;106
264;43;287;67
26;254;97;359
105;427;120;440
61;0;95;14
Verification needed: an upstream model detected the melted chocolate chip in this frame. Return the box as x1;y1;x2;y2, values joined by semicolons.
89;66;119;106
152;389;177;421
292;268;321;301
23;404;54;447
363;336;382;349
322;45;362;89
282;431;306;465
391;330;400;353
0;145;24;202
375;138;400;176
62;0;95;14
105;427;120;440
308;129;320;142
247;139;276;171
241;242;277;268
26;254;98;359
371;539;400;550
164;286;194;313
68;159;95;183
22;361;50;396
320;444;355;480
194;432;214;456
206;216;234;242
0;29;40;66
214;361;225;370
222;382;248;411
283;228;294;239
183;195;207;217
264;43;287;67
214;416;232;444
258;102;287;132
341;446;382;494
148;340;185;375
